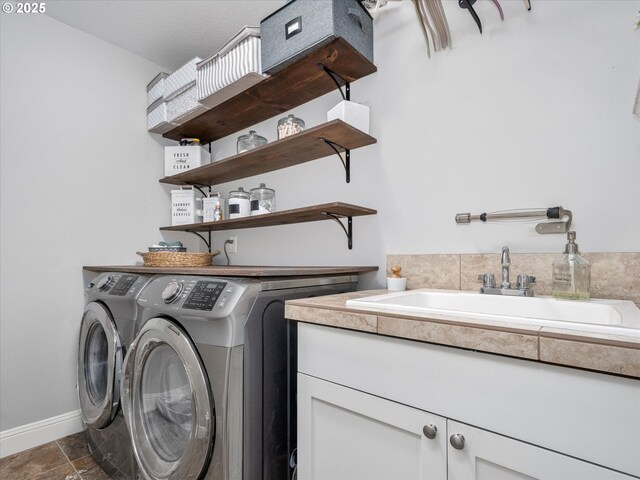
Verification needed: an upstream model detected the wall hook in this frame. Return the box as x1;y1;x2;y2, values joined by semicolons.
491;0;504;21
458;0;482;34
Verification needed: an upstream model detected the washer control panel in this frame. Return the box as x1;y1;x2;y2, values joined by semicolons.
182;281;227;310
87;273;149;299
95;275;115;291
109;274;139;296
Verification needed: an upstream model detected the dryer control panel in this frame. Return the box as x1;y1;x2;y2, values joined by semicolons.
182;281;227;310
138;276;256;319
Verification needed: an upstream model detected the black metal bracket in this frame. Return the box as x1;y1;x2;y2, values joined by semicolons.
320;138;351;183
318;64;350;101
192;185;208;198
182;143;213;253
185;230;212;252
323;212;353;250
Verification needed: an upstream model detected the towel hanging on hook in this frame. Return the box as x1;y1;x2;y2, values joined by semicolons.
411;0;451;56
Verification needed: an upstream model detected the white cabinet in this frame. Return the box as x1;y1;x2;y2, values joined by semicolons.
297;374;447;480
296;323;640;479
297;375;631;480
447;421;630;480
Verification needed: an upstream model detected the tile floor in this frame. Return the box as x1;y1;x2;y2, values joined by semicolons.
0;432;111;480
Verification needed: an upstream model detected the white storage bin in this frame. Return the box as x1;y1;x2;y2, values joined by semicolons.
147;98;178;133
171;187;200;226
164;143;211;177
166;84;209;124
147;72;169;106
164;57;201;100
327;100;370;134
197;26;266;109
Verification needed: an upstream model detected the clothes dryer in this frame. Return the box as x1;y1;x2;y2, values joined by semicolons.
121;275;357;480
78;272;154;479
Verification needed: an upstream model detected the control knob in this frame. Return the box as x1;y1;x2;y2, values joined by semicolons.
96;275;114;291
162;281;184;304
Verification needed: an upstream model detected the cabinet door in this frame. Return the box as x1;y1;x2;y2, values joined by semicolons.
447;420;633;480
297;373;447;480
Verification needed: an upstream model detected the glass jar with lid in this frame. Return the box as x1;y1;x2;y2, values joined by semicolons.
250;183;276;216
228;187;251;219
237;130;267;154
277;114;305;139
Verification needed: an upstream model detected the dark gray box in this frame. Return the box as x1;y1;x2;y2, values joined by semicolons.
260;0;373;75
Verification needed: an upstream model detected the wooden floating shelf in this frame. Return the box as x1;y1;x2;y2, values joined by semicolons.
160;120;376;187
162;38;377;144
160;202;376;233
83;265;379;277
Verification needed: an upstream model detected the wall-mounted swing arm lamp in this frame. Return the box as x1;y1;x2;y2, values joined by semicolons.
455;206;573;234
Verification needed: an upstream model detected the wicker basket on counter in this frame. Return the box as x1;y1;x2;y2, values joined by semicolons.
137;250;220;267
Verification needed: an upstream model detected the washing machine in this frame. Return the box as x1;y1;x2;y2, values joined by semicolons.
121;274;357;480
78;272;154;479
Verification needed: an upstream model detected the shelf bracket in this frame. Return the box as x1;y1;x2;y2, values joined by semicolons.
323;212;353;250
185;230;212;253
318;64;350;101
186;171;212;252
320;138;351;183
191;185;209;197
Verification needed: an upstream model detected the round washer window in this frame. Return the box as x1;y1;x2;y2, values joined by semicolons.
85;322;109;404
141;343;193;462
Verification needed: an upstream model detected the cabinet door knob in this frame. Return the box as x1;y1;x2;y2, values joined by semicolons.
422;424;437;439
450;434;465;450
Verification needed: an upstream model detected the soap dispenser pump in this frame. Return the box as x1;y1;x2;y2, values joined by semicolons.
552;231;591;300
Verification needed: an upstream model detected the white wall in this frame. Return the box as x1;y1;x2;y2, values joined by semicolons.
207;0;640;288
0;13;188;437
0;0;638;450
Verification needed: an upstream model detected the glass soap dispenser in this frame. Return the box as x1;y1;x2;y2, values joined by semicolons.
552;231;591;300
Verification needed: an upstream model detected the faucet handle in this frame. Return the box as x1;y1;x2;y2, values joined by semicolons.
517;275;536;290
478;273;496;288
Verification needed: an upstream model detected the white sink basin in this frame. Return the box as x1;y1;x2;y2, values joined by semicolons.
346;289;640;337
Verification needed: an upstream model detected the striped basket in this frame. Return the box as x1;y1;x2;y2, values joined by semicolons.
197;26;265;108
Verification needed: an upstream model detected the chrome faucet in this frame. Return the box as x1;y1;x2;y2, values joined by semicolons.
478;246;536;297
501;246;511;288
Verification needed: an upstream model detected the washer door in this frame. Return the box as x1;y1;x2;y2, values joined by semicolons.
78;302;122;429
122;317;214;480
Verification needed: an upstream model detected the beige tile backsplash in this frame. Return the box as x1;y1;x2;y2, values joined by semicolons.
387;252;640;306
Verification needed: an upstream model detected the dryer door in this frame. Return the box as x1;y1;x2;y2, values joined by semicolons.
122;317;214;480
78;302;123;429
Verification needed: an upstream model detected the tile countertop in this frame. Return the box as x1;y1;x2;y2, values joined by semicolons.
285;290;640;379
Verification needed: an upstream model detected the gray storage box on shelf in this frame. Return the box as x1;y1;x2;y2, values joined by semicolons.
197;26;266;109
260;0;373;75
167;84;209;124
146;72;169;106
164;57;209;124
147;98;177;134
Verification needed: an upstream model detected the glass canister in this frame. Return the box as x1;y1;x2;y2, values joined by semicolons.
228;187;251;219
237;130;267;154
250;183;276;216
277;114;305;139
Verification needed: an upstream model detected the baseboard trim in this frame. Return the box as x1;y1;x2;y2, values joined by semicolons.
0;410;83;458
